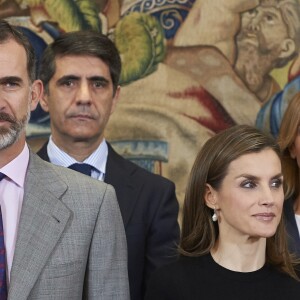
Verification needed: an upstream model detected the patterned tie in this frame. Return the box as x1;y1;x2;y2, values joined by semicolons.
0;173;7;299
68;163;92;176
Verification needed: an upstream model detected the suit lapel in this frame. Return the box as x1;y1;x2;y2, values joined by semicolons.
38;141;140;227
105;144;140;227
9;153;71;300
36;141;50;162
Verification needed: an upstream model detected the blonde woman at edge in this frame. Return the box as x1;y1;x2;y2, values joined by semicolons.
278;92;300;258
145;125;300;300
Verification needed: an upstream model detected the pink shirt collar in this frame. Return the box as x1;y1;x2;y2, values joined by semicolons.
0;143;29;187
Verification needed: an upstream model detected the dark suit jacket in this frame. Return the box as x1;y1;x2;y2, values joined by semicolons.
37;142;180;300
284;197;300;258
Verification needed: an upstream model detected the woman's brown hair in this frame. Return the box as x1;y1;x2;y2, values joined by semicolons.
180;124;299;280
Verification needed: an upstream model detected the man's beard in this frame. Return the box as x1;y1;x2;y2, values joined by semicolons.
234;37;282;94
0;108;30;150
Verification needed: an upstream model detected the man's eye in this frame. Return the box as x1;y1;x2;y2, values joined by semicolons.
246;9;257;17
265;14;274;21
4;82;18;88
94;81;106;88
63;80;73;87
58;79;74;87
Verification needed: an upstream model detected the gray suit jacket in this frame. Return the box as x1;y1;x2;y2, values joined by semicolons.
8;152;129;299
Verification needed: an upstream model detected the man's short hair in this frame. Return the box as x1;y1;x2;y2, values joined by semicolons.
0;19;36;82
39;31;122;94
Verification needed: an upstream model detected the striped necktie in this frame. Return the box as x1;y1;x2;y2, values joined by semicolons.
0;173;7;299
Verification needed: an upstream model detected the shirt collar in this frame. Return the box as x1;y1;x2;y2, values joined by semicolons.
0;143;29;187
47;136;108;176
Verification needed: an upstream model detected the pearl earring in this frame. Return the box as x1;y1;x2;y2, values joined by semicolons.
212;208;218;222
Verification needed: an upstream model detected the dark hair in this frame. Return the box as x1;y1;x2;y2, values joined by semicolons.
0;19;36;82
39;30;121;95
180;125;299;280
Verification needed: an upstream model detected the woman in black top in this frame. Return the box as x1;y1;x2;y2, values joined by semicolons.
145;125;300;300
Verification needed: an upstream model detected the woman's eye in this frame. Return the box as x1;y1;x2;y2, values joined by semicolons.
241;181;256;189
270;178;283;188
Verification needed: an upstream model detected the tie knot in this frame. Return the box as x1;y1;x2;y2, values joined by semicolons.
0;173;5;182
68;163;92;176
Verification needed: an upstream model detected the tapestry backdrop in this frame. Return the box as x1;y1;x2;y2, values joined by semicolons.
3;0;300;214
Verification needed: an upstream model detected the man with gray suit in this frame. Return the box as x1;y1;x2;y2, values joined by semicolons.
0;19;129;299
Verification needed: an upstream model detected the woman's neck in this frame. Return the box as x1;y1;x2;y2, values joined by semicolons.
211;237;266;272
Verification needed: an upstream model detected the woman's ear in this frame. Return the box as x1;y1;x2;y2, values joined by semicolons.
289;144;296;159
204;184;218;209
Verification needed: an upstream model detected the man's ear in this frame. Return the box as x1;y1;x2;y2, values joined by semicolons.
204;184;218;209
39;90;50;113
110;85;121;115
30;79;43;112
279;39;296;59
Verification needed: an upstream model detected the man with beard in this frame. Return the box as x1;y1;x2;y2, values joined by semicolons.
166;0;300;104
106;0;300;210
173;0;259;65
0;99;30;149
0;19;129;299
234;0;300;103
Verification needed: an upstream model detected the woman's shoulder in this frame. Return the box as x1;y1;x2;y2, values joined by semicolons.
145;254;210;300
150;254;210;280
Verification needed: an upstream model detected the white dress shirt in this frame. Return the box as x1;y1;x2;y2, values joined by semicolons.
47;136;108;181
295;214;300;238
